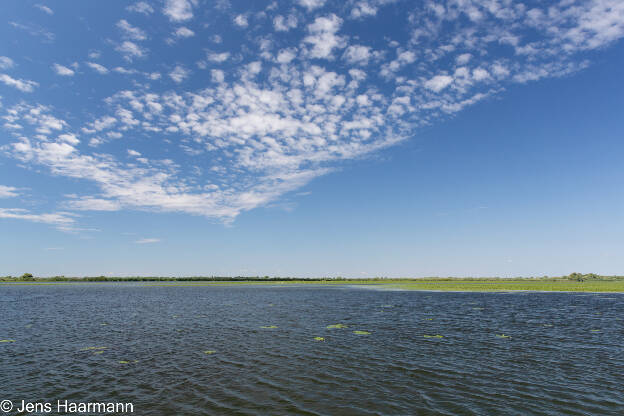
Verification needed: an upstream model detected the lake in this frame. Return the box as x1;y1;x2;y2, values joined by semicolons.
1;284;622;415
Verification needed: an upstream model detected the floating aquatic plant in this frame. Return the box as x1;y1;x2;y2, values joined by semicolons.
590;329;601;333
326;324;348;329
495;334;511;338
81;346;107;351
314;337;325;341
118;360;138;364
93;351;105;355
0;339;16;343
204;350;216;355
423;334;443;339
260;325;278;329
353;331;371;335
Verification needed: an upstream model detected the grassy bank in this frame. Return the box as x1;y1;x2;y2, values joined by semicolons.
2;273;624;292
383;280;624;292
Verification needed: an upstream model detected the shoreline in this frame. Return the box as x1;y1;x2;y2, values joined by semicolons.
2;280;624;293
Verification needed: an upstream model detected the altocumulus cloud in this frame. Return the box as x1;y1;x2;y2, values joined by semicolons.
0;0;623;231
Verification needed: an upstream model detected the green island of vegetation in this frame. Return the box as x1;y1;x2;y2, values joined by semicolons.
1;272;623;292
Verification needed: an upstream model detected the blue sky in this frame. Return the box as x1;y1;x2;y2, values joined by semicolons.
1;0;623;277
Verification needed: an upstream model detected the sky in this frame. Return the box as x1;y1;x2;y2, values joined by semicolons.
1;0;623;277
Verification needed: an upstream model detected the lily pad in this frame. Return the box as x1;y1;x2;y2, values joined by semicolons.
423;334;443;339
590;329;601;333
326;324;348;329
495;334;511;338
353;331;371;335
314;337;325;341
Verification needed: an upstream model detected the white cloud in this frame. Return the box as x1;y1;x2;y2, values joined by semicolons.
127;1;154;14
0;185;19;198
424;75;453;92
169;65;190;83
115;41;146;61
350;2;377;19
164;0;196;22
211;69;225;83
206;52;230;63
274;15;297;31
234;14;248;28
276;49;297;64
174;27;195;38
298;0;326;11
303;14;346;59
0;74;38;92
67;197;122;211
8;21;55;42
35;4;54;15
456;53;472;65
117;20;147;41
58;133;80;145
0;56;14;70
86;62;109;74
0;208;78;232
343;45;371;65
52;63;75;76
135;238;161;244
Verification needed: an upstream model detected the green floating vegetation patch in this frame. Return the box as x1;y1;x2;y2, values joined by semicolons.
495;334;511;338
118;360;138;364
543;324;553;327
424;318;433;321
353;331;371;335
260;325;278;329
423;334;443;339
204;350;216;355
81;346;107;351
93;351;105;355
0;339;16;343
314;337;325;341
326;324;348;329
590;329;601;332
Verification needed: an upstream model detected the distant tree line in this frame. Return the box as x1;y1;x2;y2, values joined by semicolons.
1;273;622;282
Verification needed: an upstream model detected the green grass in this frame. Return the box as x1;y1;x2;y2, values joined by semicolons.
2;278;623;292
383;280;624;292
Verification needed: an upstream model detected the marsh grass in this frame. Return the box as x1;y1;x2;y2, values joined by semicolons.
3;277;624;292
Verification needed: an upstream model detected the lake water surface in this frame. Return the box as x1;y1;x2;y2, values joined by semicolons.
1;284;623;415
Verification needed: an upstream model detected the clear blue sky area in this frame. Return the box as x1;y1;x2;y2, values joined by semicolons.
1;1;623;277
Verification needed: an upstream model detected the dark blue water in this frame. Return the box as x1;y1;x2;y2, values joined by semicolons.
1;284;623;415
